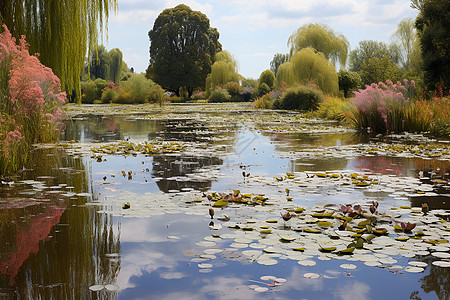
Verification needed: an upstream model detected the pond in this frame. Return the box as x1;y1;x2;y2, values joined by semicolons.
1;103;450;299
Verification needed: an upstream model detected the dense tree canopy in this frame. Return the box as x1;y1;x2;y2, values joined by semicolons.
148;4;221;97
414;0;450;91
288;23;349;67
349;40;400;72
0;0;117;103
277;48;338;95
88;46;123;84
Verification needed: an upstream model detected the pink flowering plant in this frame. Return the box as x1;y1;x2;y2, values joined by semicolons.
0;25;66;174
345;79;419;134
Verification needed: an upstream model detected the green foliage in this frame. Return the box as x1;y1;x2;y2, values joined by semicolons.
258;70;276;90
283;48;339;95
392;18;421;73
256;83;271;97
414;0;450;92
275;85;324;111
113;74;158;104
254;93;273;109
270;53;289;75
360;56;402;86
109;48;124;84
208;87;231;103
87;46;124;84
315;96;354;121
205;51;240;95
349;40;401;72
288;23;349;67
81;79;107;104
338;70;362;97
148;4;221;97
101;87;117;104
0;0;118;104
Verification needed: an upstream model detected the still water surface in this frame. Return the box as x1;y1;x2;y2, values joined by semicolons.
1;108;449;299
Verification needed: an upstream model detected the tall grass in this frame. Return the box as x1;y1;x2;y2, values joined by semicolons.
344;79;450;137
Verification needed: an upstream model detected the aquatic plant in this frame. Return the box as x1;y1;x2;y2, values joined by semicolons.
0;25;66;174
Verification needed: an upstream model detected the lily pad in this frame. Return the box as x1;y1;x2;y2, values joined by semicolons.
89;285;104;292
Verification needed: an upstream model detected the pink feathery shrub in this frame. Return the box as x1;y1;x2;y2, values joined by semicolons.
345;80;418;133
0;24;66;174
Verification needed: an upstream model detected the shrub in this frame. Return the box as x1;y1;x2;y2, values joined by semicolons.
256;82;271;97
208;87;231;103
224;81;242;96
338;70;362;98
0;25;66;174
316;96;354;121
345;79;418;133
81;80;98;103
258;69;275;90
276;85;324;111
254;93;273;109
112;74;161;104
101;84;117;103
241;86;253;101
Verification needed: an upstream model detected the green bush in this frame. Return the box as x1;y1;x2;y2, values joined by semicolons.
254;93;273;109
101;88;117;103
112;74;161;104
209;87;231;103
276;85;324;111
256;82;271;97
81;79;108;103
315;96;354;121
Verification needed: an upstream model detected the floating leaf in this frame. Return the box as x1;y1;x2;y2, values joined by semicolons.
319;245;337;252
213;199;228;207
303;273;320;279
317;221;333;228
338;247;355;254
340;263;357;270
105;284;119;292
89;285;104;292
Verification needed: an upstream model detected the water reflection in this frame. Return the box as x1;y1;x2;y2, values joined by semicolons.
2;110;450;299
0;147;121;299
152;155;223;192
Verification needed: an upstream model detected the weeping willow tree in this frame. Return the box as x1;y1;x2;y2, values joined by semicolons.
288;23;349;67
0;0;118;104
205;50;240;94
276;48;338;95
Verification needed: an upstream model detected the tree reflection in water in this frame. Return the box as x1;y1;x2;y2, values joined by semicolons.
0;147;121;299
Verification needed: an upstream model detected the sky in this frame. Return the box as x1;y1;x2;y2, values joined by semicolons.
104;0;419;79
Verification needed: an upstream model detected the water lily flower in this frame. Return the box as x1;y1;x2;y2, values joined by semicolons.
280;212;292;221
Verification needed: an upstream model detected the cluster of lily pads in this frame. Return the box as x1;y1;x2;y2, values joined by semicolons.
91;141;187;156
277;141;450;162
188;189;450;276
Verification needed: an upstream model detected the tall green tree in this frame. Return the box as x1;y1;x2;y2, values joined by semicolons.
349;40;400;72
0;0;117;103
205;51;240;94
270;53;289;76
109;48;123;85
288;23;349;67
414;0;450;92
277;48;338;95
89;45;111;81
360;56;402;86
148;4;221;97
392;18;421;72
